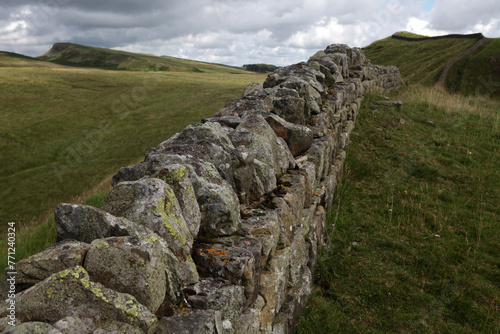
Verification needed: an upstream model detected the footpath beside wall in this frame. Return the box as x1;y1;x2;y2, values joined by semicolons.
1;44;402;334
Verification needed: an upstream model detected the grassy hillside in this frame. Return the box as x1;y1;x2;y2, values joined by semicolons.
298;33;499;332
363;35;478;86
363;33;500;99
297;86;499;333
446;38;500;97
0;51;265;237
38;42;250;73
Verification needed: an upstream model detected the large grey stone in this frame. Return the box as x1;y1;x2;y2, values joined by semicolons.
241;211;280;269
2;267;158;334
193;237;262;306
84;236;167;313
2;322;58;333
265;114;313;156
147;122;236;184
0;239;89;297
155;310;216;334
187;278;246;334
155;164;201;238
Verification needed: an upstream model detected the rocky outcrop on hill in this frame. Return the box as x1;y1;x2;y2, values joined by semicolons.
1;44;402;333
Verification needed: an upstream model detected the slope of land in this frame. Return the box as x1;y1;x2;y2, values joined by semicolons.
38;42;250;73
0;50;265;231
363;32;500;99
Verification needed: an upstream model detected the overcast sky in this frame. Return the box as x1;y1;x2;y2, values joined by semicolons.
1;0;499;66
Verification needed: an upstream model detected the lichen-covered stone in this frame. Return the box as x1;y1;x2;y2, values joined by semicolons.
193;238;262;305
242;82;264;97
148;122;236;184
288;229;310;287
54;203;142;244
101;178;198;284
5;267;157;334
156;164;201;238
259;247;290;332
202;116;243;129
281;266;313;333
265;114;313;157
187;278;246;334
241;212;280;269
111;154;242;238
230;114;295;201
2;321;58;333
52;316;93;334
51;202;186;295
0;239;89;297
155;309;216;334
84;236;167;313
272;197;294;248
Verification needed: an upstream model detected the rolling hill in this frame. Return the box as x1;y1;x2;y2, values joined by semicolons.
37;42;250;74
0;49;265;233
363;32;500;99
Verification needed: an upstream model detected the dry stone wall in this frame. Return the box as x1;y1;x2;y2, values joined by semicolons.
1;44;402;334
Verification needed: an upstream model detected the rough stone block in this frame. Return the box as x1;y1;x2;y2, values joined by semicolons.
241;212;280;269
0;239;89;297
193;237;262;305
155;310;216;334
288;228;310;287
187;278;246;334
101;177;199;285
265;114;313;157
84;236;167;313
259;247;290;332
1;267;158;334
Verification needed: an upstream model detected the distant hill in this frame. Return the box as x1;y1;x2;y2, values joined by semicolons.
37;42;251;74
363;32;500;98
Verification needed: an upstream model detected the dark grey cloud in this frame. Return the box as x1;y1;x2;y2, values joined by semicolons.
0;0;498;66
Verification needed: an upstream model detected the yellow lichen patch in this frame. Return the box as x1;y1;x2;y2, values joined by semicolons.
156;192;188;245
58;270;70;278
95;240;109;249
145;235;158;243
80;278;91;289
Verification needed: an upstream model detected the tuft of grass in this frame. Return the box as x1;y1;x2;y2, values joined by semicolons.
297;85;499;333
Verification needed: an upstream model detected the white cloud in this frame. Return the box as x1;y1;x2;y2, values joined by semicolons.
0;0;498;66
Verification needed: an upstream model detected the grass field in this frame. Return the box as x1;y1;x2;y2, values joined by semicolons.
0;51;265;273
297;86;499;333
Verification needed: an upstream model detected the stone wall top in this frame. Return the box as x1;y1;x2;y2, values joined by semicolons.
1;44;402;334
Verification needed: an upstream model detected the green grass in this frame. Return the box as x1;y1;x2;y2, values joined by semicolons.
297;86;499;333
0;52;265;273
